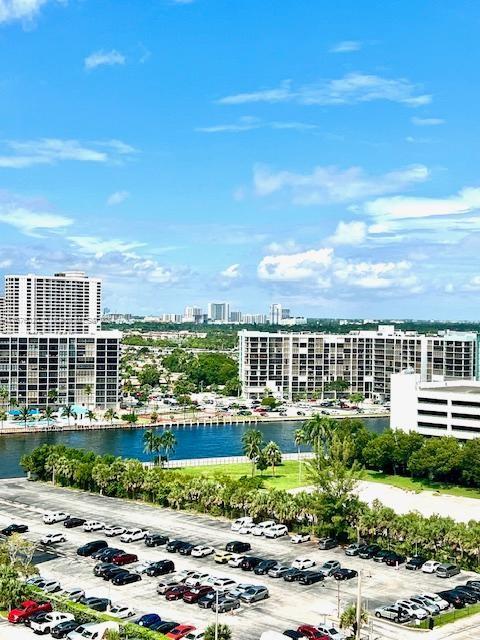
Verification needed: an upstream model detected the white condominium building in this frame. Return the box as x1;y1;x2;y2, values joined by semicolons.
391;371;480;440
208;302;230;323
2;271;101;334
239;325;478;400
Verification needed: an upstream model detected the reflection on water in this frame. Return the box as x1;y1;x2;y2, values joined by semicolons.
0;417;389;478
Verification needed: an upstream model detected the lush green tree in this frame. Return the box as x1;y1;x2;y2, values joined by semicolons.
0;565;26;611
242;429;264;476
62;404;75;426
0;385;9;408
160;430;177;463
47;388;58;406
0;409;7;429
263;441;282;476
138;364;161;387
204;623;232;640
348;392;365;404
43;406;55;429
408;437;462;482
19;406;30;428
303;414;337;453
222;376;241;397
121;460;146;498
326;378;350;398
143;430;162;466
104;408;118;424
339;603;368;637
261;396;278;409
461;438;480;487
86;409;96;425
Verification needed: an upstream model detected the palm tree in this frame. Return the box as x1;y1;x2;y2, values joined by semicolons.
204;623;232;640
303;414;337;453
263;441;282;476
104;408;117;425
161;430;177;464
62;404;75;427
0;385;9;410
339;603;368;638
0;409;7;430
86;410;96;425
47;388;58;407
294;428;306;483
43;406;55;430
19;406;30;428
241;429;264;477
143;430;162;466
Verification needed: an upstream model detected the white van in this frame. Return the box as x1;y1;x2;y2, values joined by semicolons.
252;520;276;536
43;511;70;524
67;621;119;640
231;516;253;532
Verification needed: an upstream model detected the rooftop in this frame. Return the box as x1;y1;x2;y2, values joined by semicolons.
423;384;480;395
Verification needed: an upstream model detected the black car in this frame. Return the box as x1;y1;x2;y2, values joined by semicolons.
318;537;337;550
145;533;169;547
437;590;466;608
146;560;175;577
283;568;305;582
64;517;85;529
226;541;251;554
283;632;305;640
112;571;142;586
254;559;278;575
103;566;130;581
80;597;111;611
198;591;218;609
405;556;426;571
359;544;381;559
465;582;480;595
178;542;195;556
93;562;116;577
1;523;28;536
299;571;324;585
385;552;405;567
452;586;479;603
373;549;391;563
332;568;358;581
51;620;80;638
240;556;263;571
77;540;108;556
95;547;124;562
152;621;179;633
166;539;188;553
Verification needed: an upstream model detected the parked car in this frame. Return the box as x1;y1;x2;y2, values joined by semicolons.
292;558;315;570
268;565;290;578
42;579;62;593
154;622;181;634
241;556;263;571
60;588;84;602
165;585;190;601
146;559;175;577
373;549;391;563
315;624;346;640
231;517;253;532
436;563;460;578
290;532;310;544
299;571;324;585
344;543;366;557
76;540;108;556
8;600;52;624
79;597;111;612
29;612;74;635
138;614;163;629
183;585;214;603
120;528;148;543
409;595;440;615
211;596;241;613
405;555;427;571
83;520;105;532
254;559;278;575
214;550;232;564
358;544;381;559
166;624;197;640
419;592;450;611
184;572;210;587
112;552;138;566
145;533;169;547
252;521;276;536
265;524;288;539
51;620;80;638
67;622;118;640
318;560;341;576
103;566;130;581
94;562;116;577
63;517;85;529
374;605;411;623
449;587;478;604
1;523;28;536
109;604;136;619
318;537;337;550
41;532;66;545
297;625;329;640
167;539;188;553
283;568;306;582
157;577;183;594
226;540;251;554
43;511;69;525
228;553;245;568
283;632;306;640
178;542;195;556
332;568;357;581
385;552;405;567
112;571;141;586
394;600;428;620
437;590;467;608
207;577;236;590
132;560;155;574
93;547;124;561
240;585;269;603
104;525;126;537
421;559;441;574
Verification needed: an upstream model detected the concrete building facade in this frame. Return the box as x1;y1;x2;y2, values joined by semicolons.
239;325;478;400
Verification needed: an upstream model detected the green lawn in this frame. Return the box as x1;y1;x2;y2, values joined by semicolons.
417;601;480;628
176;460;480;499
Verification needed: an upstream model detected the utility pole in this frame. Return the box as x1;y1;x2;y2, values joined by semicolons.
215;587;219;640
356;570;362;640
337;581;340;619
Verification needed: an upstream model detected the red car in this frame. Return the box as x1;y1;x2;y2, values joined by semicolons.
297;625;329;640
183;585;214;604
166;624;196;640
112;552;138;566
165;585;190;601
8;600;52;624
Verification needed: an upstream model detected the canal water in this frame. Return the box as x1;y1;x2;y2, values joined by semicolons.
0;417;389;479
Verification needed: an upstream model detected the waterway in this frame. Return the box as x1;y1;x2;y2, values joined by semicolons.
0;417;389;479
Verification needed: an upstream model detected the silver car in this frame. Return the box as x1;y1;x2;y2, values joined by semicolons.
268;565;290;578
240;585;269;603
318;560;341;577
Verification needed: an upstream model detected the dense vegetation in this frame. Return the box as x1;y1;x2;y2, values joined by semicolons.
21;425;480;570
162;349;239;395
122;332;237;350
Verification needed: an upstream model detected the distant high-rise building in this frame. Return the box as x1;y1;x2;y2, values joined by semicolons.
270;303;290;325
3;271;101;334
208;302;230;323
183;306;205;323
229;310;242;323
243;313;267;325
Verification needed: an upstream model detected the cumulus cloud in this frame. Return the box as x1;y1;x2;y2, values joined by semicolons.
0;138;136;169
253;163;429;205
220;263;241;279
258;248;333;286
329;220;367;245
330;40;362;53
0;193;73;236
84;49;125;70
265;239;301;254
107;190;130;206
0;0;62;24
218;73;431;107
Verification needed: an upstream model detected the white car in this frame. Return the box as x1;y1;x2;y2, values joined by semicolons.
231;517;253;532
410;595;440;615
420;592;450;611
26;576;45;587
176;569;196;582
238;523;254;535
120;528;148;543
292;557;315;570
208;576;237;589
192;545;215;558
109;604;136;619
30;612;74;634
252;520;276;536
104;525;126;537
42;579;62;593
395;600;429;620
290;532;311;544
422;560;441;574
43;511;70;525
316;624;346;640
61;587;84;602
185;572;210;587
185;631;204;640
264;524;288;539
83;520;105;532
41;532;66;545
157;577;183;594
228;554;245;568
132;560;155;574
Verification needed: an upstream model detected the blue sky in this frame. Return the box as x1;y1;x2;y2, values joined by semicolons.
1;0;480;319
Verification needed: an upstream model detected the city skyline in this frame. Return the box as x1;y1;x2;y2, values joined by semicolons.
2;2;480;318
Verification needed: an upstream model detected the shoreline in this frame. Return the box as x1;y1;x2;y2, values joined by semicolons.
0;411;389;436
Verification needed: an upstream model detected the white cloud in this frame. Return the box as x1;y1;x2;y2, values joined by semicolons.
265;239;301;254
253;163;429;205
333;258;417;290
258;248;333;285
219;73;431;107
330;40;362;53
68;236;145;258
463;276;480;291
107;190;130;206
197;116;318;133
0;0;62;24
0;196;72;236
84;49;125;70
329;220;367;245
363;187;480;221
221;263;241;279
411;117;445;126
0;138;136;168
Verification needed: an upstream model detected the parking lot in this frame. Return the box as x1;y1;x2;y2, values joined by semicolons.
0;478;479;640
